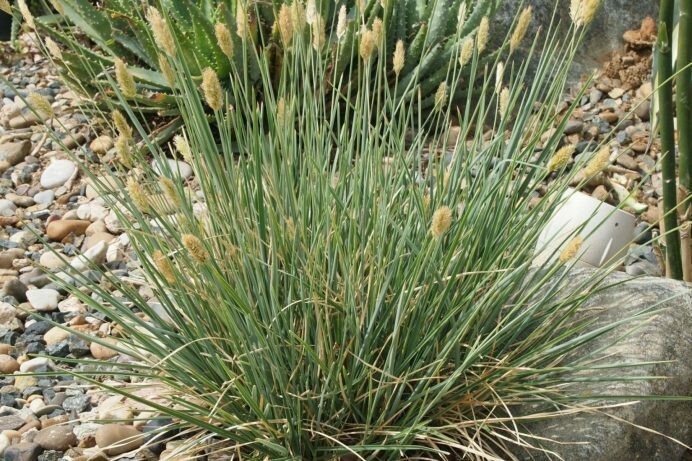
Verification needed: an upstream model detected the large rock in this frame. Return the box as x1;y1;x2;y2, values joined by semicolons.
492;1;658;81
512;270;691;461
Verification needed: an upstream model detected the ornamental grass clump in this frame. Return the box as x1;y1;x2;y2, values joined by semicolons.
35;4;667;460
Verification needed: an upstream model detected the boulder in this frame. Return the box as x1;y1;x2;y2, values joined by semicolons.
511;270;691;461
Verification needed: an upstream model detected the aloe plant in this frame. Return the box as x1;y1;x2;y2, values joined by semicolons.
28;0;508;119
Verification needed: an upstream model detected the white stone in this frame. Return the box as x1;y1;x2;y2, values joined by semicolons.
85;220;107;236
85;175;119;200
33;190;55;205
0;199;16;214
40;159;77;189
90;135;114;155
98;395;134;421
9;230;37;248
19;356;53;373
57;297;86;314
0;302;18;325
104;211;125;234
40;251;68;270
70;240;107;271
106;240;125;264
44;326;70;345
152;158;193;179
29;398;46;414
77;203;108;222
26;288;60;312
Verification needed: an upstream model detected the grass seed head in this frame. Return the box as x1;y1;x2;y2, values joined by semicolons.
276;97;286;127
174;135;193;163
285;217;295;240
0;0;11;14
510;6;532;53
547;145;575;172
236;3;248;39
570;0;600;27
457;3;467;30
306;0;316;25
159;176;181;208
201;68;223;111
115;58;136;98
393;40;405;76
153;250;176;284
291;0;306;32
27;92;53;118
359;27;376;61
495;61;504;94
431;206;453;238
499;87;510;120
559;236;583;262
582;146;610;177
147;7;176;56
115;134;132;167
215;23;235;59
372;18;384;48
45;38;63;61
112;110;132;140
158;55;175;87
336;5;347;40
477;16;489;53
127;177;150;213
435;81;448;109
182;234;209;263
17;0;34;29
459;37;474;67
311;14;326;51
277;4;293;46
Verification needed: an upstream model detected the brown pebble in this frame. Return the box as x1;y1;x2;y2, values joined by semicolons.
631;141;648;154
643;206;660;224
0;354;20;373
40;414;70;429
90;338;119;360
615;153;639;170
599;111;620;124
592;185;610;202
19;419;42;433
70;315;87;326
95;424;144;456
46;219;91;241
34;424;78;450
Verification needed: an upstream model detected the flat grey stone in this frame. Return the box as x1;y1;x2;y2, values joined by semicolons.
511;269;691;460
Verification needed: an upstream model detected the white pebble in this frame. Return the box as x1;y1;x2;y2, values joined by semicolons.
0;302;18;325
19;357;53;373
40;159;77;189
152;158;193;179
33;190;55;205
26;288;61;312
70;240;107;271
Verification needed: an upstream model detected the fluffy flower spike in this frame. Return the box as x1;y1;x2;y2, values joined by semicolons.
431;206;452;238
115;59;136;98
182;234;209;263
559;236;583;262
201;68;223;111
